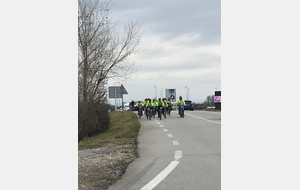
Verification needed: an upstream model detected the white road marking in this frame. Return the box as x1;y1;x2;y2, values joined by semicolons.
157;122;160;124
174;150;182;159
167;134;173;138
172;141;180;145
185;113;221;124
140;161;179;190
163;129;168;132
159;125;164;127
140;150;182;190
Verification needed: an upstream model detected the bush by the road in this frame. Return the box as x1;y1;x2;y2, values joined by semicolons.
78;101;110;142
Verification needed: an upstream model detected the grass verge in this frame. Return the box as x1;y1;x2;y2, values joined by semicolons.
78;111;141;150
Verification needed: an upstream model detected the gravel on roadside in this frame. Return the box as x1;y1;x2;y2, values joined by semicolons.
78;141;137;190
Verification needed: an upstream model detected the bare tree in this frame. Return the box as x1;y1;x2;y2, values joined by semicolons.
203;95;215;107
78;0;141;103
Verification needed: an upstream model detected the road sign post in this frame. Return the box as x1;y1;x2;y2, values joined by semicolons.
108;84;128;117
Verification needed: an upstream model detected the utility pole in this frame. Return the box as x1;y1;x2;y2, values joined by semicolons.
154;85;157;99
185;85;188;100
114;82;120;110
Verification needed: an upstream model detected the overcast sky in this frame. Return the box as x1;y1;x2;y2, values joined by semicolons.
107;0;221;104
2;1;300;187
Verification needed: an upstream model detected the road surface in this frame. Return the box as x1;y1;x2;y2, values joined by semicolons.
108;110;221;190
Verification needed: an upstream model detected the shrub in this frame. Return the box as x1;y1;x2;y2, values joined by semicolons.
78;101;110;142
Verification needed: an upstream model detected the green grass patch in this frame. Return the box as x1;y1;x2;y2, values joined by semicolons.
78;111;141;150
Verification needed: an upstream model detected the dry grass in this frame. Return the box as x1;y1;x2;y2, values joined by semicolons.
78;111;141;150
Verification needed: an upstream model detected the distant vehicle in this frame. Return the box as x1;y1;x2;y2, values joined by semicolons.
184;100;194;111
124;103;130;111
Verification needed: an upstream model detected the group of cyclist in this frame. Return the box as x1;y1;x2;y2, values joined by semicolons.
134;96;186;119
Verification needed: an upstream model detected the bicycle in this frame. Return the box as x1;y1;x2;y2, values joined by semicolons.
147;106;152;120
152;106;156;118
145;106;148;119
167;106;172;116
138;106;143;119
158;106;162;120
178;104;184;118
163;107;166;118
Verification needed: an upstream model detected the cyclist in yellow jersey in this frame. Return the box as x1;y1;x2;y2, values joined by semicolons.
163;98;169;116
143;98;149;117
177;96;186;115
165;97;173;116
136;100;144;115
156;98;166;117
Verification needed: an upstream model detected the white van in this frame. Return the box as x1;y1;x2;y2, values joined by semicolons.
123;103;130;111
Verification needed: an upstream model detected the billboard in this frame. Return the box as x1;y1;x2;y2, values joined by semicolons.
214;96;221;103
165;89;176;102
214;91;221;110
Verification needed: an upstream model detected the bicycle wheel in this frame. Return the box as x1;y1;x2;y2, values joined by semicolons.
180;107;183;118
146;108;149;120
159;110;161;120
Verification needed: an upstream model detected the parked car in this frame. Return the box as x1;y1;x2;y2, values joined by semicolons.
184;100;194;111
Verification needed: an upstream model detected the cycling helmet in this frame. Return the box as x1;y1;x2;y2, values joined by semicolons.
158;98;161;101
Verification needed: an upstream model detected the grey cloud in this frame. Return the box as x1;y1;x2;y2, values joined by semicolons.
111;0;220;45
107;0;221;103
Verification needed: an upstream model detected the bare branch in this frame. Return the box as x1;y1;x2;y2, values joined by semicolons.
78;0;141;103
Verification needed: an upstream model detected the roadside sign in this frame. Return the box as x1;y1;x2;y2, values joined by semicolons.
108;85;128;98
108;86;122;98
120;84;128;94
165;89;176;102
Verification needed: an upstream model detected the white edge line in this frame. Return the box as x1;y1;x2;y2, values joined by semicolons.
185;113;221;124
140;161;179;190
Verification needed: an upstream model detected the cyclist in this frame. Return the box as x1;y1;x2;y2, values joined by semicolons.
152;98;158;106
162;98;168;117
130;100;135;111
146;99;154;119
136;100;144;115
177;96;186;115
165;97;173;115
143;98;149;117
152;98;158;117
157;98;166;117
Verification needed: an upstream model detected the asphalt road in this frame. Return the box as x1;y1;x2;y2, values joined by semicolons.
108;110;221;190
